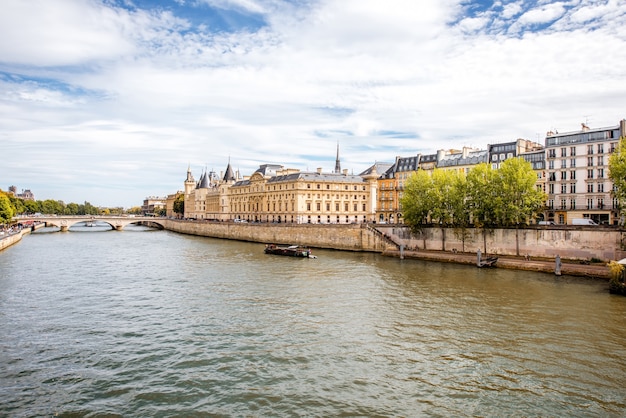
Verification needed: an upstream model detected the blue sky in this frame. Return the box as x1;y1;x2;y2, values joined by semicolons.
1;0;625;208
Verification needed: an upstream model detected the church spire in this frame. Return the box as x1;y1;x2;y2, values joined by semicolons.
334;142;341;174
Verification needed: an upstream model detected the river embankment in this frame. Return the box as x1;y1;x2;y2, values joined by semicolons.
0;228;31;252
160;219;618;279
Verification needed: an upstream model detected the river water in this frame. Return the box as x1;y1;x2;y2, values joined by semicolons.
1;225;625;417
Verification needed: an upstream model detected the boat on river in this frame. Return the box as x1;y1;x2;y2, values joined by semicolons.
264;244;316;258
478;256;498;267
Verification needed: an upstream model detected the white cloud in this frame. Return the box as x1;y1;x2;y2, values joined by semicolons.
1;0;625;207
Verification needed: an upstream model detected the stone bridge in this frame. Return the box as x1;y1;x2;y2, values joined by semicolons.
20;216;166;232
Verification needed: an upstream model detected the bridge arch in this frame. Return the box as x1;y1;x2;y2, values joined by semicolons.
21;216;166;232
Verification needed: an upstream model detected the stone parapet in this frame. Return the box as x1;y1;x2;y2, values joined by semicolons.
161;220;395;252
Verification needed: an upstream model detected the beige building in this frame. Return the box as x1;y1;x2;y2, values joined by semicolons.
141;196;167;216
229;165;378;224
182;150;383;224
544;120;626;225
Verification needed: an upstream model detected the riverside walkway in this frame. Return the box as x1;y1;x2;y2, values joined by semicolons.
383;248;611;280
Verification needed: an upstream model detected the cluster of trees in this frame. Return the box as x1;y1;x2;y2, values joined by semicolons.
401;158;547;230
0;189;132;224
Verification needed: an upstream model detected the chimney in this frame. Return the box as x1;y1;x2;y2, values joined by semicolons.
343;169;348;175
316;167;322;174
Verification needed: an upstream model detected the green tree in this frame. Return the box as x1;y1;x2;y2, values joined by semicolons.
41;199;64;215
496;158;545;227
609;136;626;224
23;200;41;214
173;193;185;217
401;170;435;230
127;206;142;215
466;163;499;227
0;191;15;224
65;202;80;215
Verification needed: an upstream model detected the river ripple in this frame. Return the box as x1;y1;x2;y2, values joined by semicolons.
1;226;625;417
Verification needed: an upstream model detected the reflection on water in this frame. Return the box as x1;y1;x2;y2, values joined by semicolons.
1;229;625;416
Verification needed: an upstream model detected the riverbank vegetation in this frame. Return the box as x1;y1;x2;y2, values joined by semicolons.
0;189;129;223
401;158;546;230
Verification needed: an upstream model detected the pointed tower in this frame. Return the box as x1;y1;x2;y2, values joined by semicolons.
184;164;195;196
334;142;341;174
223;157;236;182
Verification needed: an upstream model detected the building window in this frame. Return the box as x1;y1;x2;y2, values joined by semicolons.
316;202;321;211
548;199;554;209
587;145;594;154
548;149;556;158
561;171;567;180
598;168;604;178
493;154;499;161
317;184;321;189
570;171;576;180
570;184;576;194
598;156;604;166
570;158;576;167
561;148;567;157
598;183;604;193
587;169;594;179
561;184;567;194
570;199;576;210
587;184;594;193
587;157;594;166
598;144;604;153
560;199;567;210
570;147;576;156
549;184;554;194
335;203;339;211
326;203;330;211
598;198;604;209
561;160;567;169
587;199;593;210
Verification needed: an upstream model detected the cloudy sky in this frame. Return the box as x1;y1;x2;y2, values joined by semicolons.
1;0;625;208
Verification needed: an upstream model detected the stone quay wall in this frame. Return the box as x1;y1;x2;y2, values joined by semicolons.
377;225;625;262
161;220;624;262
160;220;395;252
0;228;31;252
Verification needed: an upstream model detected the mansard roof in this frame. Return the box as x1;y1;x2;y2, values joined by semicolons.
274;171;366;184
359;162;392;177
380;155;421;179
436;149;488;167
253;164;283;177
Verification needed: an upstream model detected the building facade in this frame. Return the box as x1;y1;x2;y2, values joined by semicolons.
544;120;626;225
182;157;382;224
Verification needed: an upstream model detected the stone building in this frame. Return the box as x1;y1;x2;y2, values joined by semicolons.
229;165;378;224
183;162;238;220
181;148;382;223
544;119;626;225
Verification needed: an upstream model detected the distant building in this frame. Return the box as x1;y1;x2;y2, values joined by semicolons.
8;186;35;201
141;196;167;216
488;138;543;169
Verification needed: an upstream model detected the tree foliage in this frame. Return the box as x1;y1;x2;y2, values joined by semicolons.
495;158;546;226
609;136;626;220
0;191;15;224
401;158;546;228
173;193;185;215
